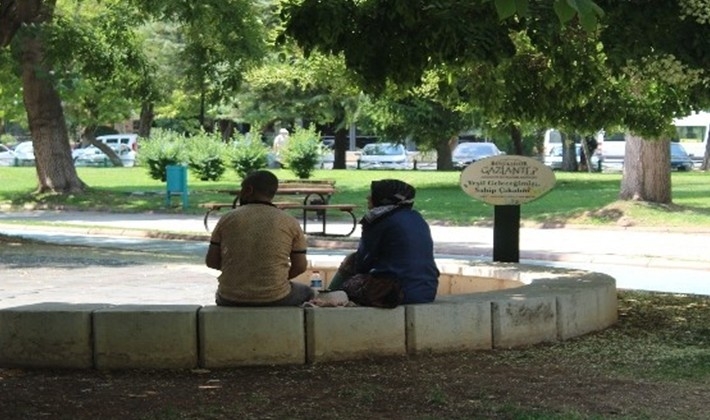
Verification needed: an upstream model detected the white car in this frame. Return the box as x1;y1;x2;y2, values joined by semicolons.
74;144;137;167
358;143;409;169
12;142;35;166
0;144;16;166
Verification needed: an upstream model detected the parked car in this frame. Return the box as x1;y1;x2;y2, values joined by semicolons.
544;144;601;171
0;144;16;166
452;142;503;169
670;142;694;171
12;141;35;166
358;142;409;169
73;144;137;167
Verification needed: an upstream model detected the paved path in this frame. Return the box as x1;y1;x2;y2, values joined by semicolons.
1;210;709;308
2;210;709;269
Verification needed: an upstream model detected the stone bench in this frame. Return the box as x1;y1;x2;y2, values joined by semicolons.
0;262;617;369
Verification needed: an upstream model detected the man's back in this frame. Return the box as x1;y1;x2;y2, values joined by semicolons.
212;203;306;303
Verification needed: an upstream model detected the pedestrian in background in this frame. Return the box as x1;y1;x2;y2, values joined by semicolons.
272;128;290;166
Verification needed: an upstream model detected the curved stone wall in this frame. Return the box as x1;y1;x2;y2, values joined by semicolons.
0;261;617;369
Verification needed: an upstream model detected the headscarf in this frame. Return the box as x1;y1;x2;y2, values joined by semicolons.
362;179;416;225
370;179;416;207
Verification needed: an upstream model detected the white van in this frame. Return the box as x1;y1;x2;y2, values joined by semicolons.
598;112;710;167
96;133;139;152
72;134;139;167
597;131;626;166
673;111;710;163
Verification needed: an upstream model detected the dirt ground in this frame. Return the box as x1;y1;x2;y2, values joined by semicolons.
1;236;709;419
2;350;708;420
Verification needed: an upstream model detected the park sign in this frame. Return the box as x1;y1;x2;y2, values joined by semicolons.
460;155;556;205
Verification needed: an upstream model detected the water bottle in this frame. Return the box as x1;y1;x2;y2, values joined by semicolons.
310;270;323;293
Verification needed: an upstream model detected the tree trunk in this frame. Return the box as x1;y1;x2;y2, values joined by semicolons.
333;128;348;170
435;135;456;170
80;125;97;147
217;119;234;141
619;135;671;203
561;132;578;172
138;102;153;138
700;133;710;171
15;1;85;193
580;136;592;172
510;124;523;155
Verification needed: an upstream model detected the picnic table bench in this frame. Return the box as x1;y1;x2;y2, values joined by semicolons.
200;180;358;237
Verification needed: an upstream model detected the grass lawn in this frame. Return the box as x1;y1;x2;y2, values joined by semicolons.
2;166;710;228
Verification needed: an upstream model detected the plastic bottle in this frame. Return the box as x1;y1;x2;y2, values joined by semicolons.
310;270;323;293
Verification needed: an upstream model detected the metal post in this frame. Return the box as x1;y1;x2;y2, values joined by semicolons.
493;205;520;262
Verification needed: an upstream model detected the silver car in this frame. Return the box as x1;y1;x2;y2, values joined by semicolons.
452;142;502;169
358;143;409;169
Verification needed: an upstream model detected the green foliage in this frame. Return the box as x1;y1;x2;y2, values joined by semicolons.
282;0;517;91
46;2;153;131
185;131;227;181
140;129;187;181
226;132;270;179
0;134;16;145
0;50;25;126
282;125;323;179
134;0;267;127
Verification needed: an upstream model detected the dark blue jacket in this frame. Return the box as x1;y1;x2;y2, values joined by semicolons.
355;207;439;304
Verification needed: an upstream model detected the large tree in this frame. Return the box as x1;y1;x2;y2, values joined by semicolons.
54;2;155;166
283;0;707;205
283;1;617;169
1;0;85;193
0;0;157;189
360;69;479;170
132;0;267;132
597;0;710;202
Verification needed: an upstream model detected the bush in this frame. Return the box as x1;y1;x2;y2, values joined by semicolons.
227;132;270;179
185;130;227;181
282;125;323;179
140;129;187;181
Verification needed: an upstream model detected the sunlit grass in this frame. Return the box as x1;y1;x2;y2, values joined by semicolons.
2;166;710;228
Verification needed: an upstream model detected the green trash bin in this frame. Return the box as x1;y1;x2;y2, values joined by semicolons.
165;165;188;210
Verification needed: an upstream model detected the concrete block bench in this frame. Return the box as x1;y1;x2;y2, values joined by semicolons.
0;261;617;369
93;304;201;369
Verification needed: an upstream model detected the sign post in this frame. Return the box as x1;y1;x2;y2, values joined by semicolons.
493;205;520;262
460;155;556;263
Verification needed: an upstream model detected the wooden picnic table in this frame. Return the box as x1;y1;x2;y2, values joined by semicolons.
200;182;357;236
217;184;337;208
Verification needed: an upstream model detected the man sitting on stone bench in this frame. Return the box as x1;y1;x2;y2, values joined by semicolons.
205;170;315;306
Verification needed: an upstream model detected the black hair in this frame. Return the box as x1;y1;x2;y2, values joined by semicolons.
243;170;278;198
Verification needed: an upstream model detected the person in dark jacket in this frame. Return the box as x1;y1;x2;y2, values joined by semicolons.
329;179;439;305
